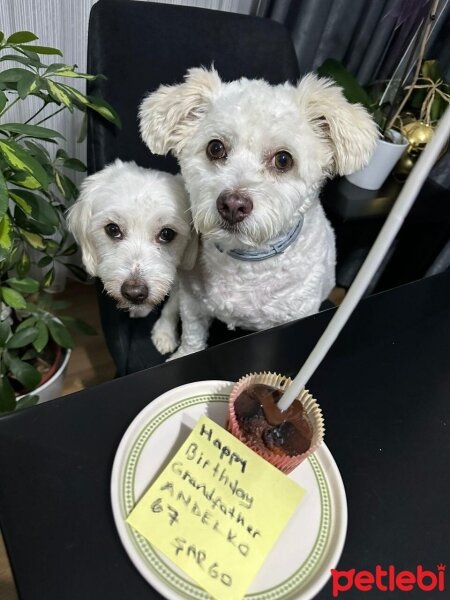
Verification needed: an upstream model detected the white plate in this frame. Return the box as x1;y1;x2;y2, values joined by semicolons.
111;380;347;600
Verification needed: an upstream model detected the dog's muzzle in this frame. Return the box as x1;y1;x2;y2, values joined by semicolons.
216;190;253;225
121;278;149;305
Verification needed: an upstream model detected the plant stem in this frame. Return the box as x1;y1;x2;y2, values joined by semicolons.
0;95;21;119
24;103;47;124
35;106;65;126
385;0;440;134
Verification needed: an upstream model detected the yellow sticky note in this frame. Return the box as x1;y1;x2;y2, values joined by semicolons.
126;416;305;600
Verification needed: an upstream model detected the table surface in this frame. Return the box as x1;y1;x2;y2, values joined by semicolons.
0;272;449;600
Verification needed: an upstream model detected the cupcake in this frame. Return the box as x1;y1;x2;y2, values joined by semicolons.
227;372;324;473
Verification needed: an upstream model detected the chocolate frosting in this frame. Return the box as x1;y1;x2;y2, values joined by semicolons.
234;384;313;456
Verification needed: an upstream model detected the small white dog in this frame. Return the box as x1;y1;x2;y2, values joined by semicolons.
67;159;197;354
140;68;378;358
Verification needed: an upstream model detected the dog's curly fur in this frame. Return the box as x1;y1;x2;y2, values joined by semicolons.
67;160;197;354
140;68;379;358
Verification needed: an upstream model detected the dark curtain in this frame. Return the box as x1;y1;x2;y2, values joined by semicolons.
266;0;450;82
265;0;450;188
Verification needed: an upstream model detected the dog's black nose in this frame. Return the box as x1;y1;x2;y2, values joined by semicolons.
121;278;149;304
216;190;253;224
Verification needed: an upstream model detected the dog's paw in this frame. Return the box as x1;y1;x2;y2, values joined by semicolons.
151;321;179;355
166;348;187;361
129;306;151;318
166;344;205;361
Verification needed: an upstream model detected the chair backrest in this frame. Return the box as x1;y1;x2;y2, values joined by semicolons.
87;0;300;175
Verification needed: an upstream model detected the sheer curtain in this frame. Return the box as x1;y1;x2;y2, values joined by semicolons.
0;0;260;180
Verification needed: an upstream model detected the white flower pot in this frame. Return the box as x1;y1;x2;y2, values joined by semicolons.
17;349;71;405
346;129;408;190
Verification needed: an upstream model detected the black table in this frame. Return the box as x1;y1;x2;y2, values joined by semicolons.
0;273;449;599
322;177;450;294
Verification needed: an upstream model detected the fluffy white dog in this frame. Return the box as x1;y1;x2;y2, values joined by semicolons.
67;159;197;354
140;68;378;358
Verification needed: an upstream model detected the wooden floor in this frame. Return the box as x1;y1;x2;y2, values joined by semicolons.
0;281;115;600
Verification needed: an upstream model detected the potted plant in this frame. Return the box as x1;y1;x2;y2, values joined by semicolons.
0;30;120;413
317;0;443;190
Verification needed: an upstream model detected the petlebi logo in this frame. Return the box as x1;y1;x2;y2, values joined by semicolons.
331;563;446;597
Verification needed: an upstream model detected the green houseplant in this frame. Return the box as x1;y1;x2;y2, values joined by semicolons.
316;0;445;189
0;30;120;412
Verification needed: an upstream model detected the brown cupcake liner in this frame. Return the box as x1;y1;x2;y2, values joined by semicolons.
227;372;324;474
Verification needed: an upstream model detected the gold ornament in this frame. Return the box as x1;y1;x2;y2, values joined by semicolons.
402;120;435;150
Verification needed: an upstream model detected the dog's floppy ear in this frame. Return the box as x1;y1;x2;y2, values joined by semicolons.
139;67;221;157
66;179;98;276
297;74;379;176
180;230;199;271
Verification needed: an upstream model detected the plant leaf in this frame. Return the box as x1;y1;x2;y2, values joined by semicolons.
6;354;41;389
63;158;86;172
16;251;30;276
0;67;32;83
55;171;77;200
17;71;37;99
19;228;46;250
6;325;39;348
17;44;62;56
87;95;122;127
15;394;39;410
0;320;11;346
0;376;16;413
61;242;78;256
316;59;374;109
45;79;72;108
38;255;52;267
0;171;8;221
16;48;43;68
33;320;49;353
7;277;40;293
2;286;27;309
0;90;7;112
7;31;39;44
0;214;12;250
42;267;55;288
8;172;41;190
0;140;50;189
14;207;55;236
45;64;99;80
24;140;51;164
16;316;37;332
47;319;74;349
0;53;45;69
77;111;88;143
0;123;64;140
60;84;89;106
10;190;59;226
65;263;88;282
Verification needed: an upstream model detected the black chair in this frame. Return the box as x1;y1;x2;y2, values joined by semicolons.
87;0;300;376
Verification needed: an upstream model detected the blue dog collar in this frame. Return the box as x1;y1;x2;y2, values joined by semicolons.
215;215;304;262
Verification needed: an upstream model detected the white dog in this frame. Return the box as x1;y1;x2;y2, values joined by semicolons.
67;159;197;354
140;68;378;358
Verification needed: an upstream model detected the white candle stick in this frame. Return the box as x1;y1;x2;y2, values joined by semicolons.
278;106;450;411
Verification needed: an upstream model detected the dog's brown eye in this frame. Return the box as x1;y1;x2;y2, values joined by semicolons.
206;139;227;161
158;228;177;243
273;151;293;172
105;223;123;239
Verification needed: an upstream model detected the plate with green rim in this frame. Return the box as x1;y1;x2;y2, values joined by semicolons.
111;380;347;599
